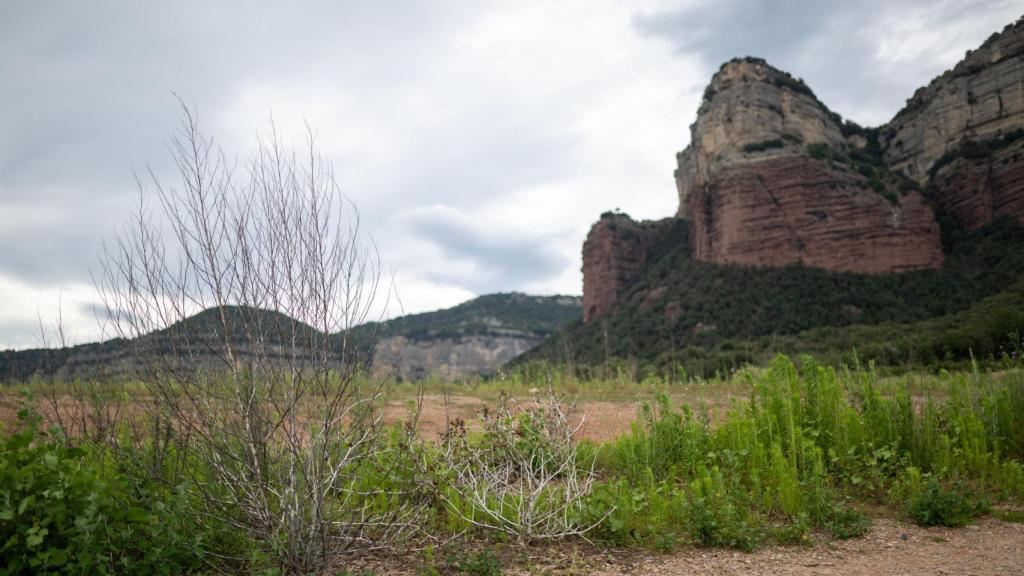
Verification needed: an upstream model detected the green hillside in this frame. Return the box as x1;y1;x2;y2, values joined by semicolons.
1;294;581;382
521;217;1024;375
350;292;581;342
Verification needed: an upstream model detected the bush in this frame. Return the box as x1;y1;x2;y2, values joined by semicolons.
742;139;785;153
826;506;871;539
685;467;762;551
905;476;988;527
0;404;218;574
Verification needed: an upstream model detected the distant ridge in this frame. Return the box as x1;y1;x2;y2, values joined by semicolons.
0;293;581;382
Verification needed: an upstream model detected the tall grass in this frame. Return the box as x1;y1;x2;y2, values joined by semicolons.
588;355;1024;548
4;355;1024;570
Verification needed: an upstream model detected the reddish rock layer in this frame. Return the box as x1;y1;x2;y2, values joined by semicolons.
688;157;944;273
582;216;663;321
929;140;1024;230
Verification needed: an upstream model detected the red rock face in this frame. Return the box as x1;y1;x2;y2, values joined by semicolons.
688;157;944;273
581;216;659;321
930;151;1024;229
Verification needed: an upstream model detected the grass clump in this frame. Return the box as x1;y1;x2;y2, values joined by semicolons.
898;471;989;527
825;506;871;539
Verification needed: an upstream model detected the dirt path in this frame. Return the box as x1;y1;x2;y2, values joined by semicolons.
583;517;1024;576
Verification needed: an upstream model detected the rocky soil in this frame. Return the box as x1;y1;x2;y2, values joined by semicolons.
347;515;1023;576
583;516;1024;576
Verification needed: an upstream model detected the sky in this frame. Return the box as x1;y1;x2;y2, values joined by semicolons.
1;0;1020;349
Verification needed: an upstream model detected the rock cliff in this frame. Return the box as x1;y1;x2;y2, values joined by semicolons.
581;214;674;321
581;16;1024;323
881;19;1024;183
882;17;1024;229
675;58;943;273
365;292;581;379
371;334;540;381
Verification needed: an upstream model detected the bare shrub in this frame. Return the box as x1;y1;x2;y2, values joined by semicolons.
96;103;413;572
34;303;129;447
437;389;604;544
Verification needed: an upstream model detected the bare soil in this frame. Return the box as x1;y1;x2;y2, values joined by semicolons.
381;392;734;443
588;516;1024;576
354;516;1023;575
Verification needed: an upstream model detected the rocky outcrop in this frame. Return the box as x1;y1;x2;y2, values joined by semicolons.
676;59;847;216
372;334;539;381
675;58;944;274
689;156;944;272
581;214;673;321
879;17;1024;229
2;294;583;382
881;18;1024;183
928;138;1024;229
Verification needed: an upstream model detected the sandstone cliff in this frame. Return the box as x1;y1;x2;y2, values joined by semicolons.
372;333;540;381
581;17;1024;324
674;57;943;274
881;19;1024;182
882;17;1024;229
581;214;675;321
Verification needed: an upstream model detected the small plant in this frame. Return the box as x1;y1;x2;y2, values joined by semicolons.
772;514;812;546
685;467;762;551
994;509;1024;523
742;138;785;153
437;390;603;544
905;476;988;527
454;550;502;576
826;506;871;539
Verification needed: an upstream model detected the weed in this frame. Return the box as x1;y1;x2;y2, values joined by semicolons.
826;506;871;539
905;476;988;527
994;509;1024;523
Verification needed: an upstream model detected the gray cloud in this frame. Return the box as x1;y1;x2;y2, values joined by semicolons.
402;206;569;293
635;0;1021;125
1;0;1020;348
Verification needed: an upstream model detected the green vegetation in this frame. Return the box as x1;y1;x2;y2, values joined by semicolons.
0;400;242;574
355;292;581;343
523;218;1024;377
1;293;582;383
5;357;1023;571
928;128;1024;178
805;139;915;204
742;139;785;153
578;357;1023;550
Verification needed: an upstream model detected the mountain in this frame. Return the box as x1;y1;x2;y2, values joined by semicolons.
353;293;581;380
528;16;1024;374
0;293;581;382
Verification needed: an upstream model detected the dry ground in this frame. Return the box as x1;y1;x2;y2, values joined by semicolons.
380;389;744;443
348;516;1024;576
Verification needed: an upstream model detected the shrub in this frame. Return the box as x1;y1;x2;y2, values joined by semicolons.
826;506;871;539
436;390;602;543
742;139;785;153
0;404;219;574
905;477;988;527
685;467;762;551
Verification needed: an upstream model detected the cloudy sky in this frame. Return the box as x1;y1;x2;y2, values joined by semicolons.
1;0;1019;349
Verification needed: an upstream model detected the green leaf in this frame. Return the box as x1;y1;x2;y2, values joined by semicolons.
126;507;151;523
26;527;48;548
